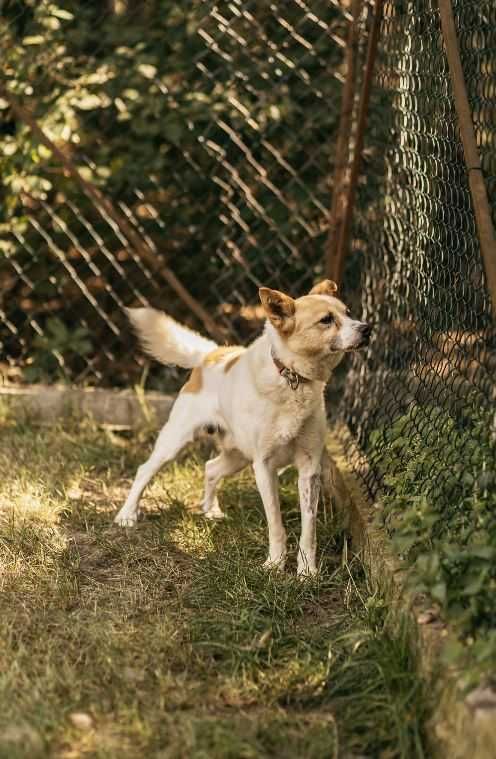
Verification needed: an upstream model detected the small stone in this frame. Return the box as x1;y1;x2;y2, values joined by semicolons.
417;609;438;625
69;712;93;730
465;686;496;713
3;724;43;753
122;666;145;683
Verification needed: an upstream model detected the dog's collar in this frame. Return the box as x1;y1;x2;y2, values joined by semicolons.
271;348;310;391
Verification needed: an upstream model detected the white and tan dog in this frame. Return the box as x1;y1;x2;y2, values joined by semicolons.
114;280;371;575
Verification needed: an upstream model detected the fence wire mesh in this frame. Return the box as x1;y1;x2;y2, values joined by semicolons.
340;0;496;634
0;0;352;388
342;0;495;486
1;2;495;496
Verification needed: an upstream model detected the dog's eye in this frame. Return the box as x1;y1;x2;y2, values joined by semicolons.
345;308;351;317
319;313;334;325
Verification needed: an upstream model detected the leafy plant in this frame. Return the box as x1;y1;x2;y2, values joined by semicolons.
1;0;345;385
369;404;496;673
25;316;92;382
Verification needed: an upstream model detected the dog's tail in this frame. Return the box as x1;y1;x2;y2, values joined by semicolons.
126;307;218;369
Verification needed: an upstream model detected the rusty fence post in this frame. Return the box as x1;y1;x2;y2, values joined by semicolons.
326;0;363;283
438;0;496;317
327;0;384;288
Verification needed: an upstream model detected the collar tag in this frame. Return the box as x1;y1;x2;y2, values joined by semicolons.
281;366;300;390
271;348;301;391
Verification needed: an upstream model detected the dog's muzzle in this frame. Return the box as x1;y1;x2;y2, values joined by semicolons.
358;322;372;347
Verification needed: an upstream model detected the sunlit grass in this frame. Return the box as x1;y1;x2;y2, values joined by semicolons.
0;411;430;758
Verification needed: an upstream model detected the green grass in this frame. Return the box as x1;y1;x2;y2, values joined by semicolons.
0;411;430;758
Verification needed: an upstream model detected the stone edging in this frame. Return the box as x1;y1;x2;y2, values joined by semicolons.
0;384;174;428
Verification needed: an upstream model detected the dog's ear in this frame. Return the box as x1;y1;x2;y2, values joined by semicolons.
309;279;338;296
259;287;295;333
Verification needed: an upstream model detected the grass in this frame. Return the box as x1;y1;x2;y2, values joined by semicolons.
0;408;430;758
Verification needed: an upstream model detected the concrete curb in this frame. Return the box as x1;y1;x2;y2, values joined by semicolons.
0;384;175;428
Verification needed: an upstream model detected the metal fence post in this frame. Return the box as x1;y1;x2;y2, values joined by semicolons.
328;0;384;288
438;0;496;317
326;0;363;284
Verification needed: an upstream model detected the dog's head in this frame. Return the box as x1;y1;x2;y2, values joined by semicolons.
259;279;372;360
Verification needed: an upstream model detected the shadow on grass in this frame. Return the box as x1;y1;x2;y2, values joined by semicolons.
0;415;430;758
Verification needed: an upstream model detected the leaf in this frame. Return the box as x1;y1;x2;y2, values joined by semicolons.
122;89;140;101
73;94;106;111
460;570;488;597
22;36;45;45
46;317;68;341
441;639;466;665
163;118;184;145
466;545;495;560
73;339;92;356
392;534;417;553
137;64;158;79
23;365;44;383
50;7;74;20
38;145;52;160
430;582;447;605
2;141;17;156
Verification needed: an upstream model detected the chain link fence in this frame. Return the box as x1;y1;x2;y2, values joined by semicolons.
0;0;354;388
340;0;496;651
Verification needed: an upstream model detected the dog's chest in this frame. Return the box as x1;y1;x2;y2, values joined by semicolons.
239;387;321;457
271;397;310;441
217;361;325;462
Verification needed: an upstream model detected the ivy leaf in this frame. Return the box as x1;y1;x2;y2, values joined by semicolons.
430;582;447;605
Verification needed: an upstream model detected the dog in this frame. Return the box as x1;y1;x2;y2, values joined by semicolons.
114;279;372;575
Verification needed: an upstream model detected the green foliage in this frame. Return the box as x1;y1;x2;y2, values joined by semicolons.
24;316;92;382
1;1;344;383
370;404;496;674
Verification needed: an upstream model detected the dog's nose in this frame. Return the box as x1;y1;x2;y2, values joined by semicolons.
360;322;372;337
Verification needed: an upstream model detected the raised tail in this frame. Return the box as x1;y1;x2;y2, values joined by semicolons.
126;307;218;369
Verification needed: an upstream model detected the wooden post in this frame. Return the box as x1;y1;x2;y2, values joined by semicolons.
326;0;363;283
438;0;496;317
330;0;384;287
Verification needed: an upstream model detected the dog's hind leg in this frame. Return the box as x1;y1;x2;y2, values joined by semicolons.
320;446;351;530
114;396;206;527
201;449;248;520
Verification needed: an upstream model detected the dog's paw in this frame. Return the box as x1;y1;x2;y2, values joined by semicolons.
203;504;226;520
202;497;226;520
263;553;287;572
296;562;318;578
114;512;138;527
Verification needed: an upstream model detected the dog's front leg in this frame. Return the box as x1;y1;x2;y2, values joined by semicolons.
295;457;321;576
253;459;287;569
